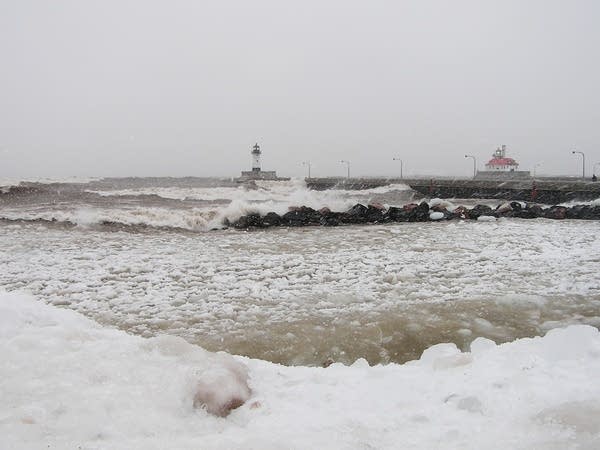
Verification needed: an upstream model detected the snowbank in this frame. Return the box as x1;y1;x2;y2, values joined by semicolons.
2;291;600;449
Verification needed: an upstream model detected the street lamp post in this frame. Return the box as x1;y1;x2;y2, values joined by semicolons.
340;160;350;179
302;161;311;178
464;155;477;178
393;157;403;179
572;150;585;179
533;163;541;178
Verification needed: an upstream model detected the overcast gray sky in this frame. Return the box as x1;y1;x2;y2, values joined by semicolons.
1;0;599;178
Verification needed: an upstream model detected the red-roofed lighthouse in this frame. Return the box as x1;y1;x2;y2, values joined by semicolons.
485;145;519;172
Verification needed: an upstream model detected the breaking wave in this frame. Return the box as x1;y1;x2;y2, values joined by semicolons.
87;179;413;202
0;176;103;187
0;207;216;232
1;178;418;232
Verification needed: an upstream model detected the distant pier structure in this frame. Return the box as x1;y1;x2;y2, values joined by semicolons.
237;143;289;182
475;145;531;180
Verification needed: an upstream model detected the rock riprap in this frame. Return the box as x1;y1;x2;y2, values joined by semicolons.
227;201;600;229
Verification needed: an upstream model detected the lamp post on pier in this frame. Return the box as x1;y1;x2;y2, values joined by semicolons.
464;155;477;178
340;160;350;179
393;157;403;179
302;161;311;179
572;150;585;179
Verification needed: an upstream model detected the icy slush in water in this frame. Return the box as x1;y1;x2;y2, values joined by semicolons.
1;177;599;365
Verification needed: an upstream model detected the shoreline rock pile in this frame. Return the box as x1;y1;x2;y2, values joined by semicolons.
227;201;600;229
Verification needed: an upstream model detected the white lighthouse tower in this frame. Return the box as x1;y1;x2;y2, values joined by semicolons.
251;143;261;172
237;142;289;182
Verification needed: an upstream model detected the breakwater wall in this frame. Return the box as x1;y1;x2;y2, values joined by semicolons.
306;177;600;204
228;201;600;230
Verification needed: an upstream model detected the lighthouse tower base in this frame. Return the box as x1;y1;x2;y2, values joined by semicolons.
474;170;532;180
238;170;283;181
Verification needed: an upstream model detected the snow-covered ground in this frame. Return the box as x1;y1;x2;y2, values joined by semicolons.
2;291;600;450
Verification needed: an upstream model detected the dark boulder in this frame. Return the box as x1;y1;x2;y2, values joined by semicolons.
544;206;567;220
365;205;385;223
348;203;368;216
510;201;523;211
495;202;513;217
513;210;536;219
262;212;281;227
566;205;587;220
527;205;544;218
317;207;340;226
281;206;321;226
337;213;352;224
233;213;263;229
299;206;322;224
452;206;469;219
408;201;430;222
344;204;369;224
385;206;410;222
281;210;309;226
529;205;545;217
319;211;342;226
587;205;600;220
512;204;543;219
467;204;495;220
566;205;600;220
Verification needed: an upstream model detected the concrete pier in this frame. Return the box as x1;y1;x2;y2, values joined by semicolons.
305;177;600;204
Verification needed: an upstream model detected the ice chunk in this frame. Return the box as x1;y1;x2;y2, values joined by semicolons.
419;343;473;369
470;337;496;355
192;358;251;417
538;325;600;362
420;343;461;363
351;358;370;368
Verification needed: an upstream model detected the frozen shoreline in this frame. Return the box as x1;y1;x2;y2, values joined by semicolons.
2;291;600;449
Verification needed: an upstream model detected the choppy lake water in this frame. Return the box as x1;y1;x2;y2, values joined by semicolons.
2;177;599;365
